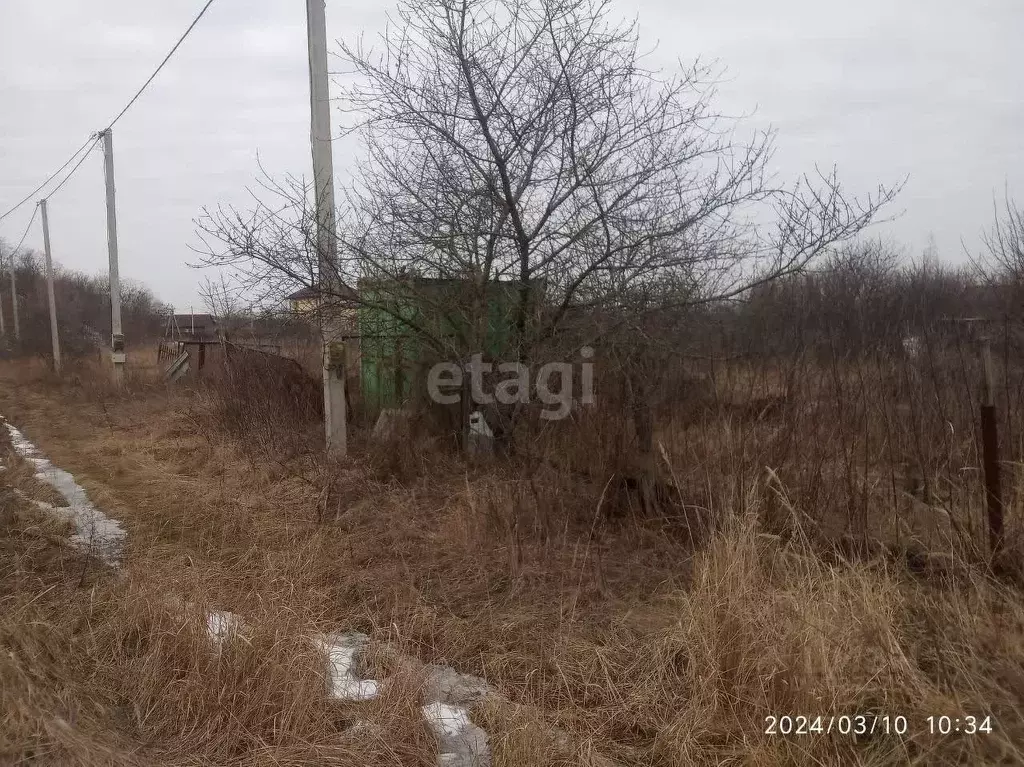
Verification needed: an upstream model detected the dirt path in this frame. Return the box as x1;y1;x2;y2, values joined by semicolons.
0;393;493;766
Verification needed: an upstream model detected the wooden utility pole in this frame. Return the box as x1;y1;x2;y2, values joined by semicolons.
305;0;346;454
38;199;62;372
99;129;125;385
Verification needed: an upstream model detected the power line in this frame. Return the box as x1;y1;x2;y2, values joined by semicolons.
44;136;101;201
0;136;95;224
1;0;218;225
105;0;218;130
9;203;40;258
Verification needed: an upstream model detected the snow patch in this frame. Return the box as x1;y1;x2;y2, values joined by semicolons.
206;610;243;643
423;701;490;766
423;701;471;736
4;419;126;566
315;631;379;701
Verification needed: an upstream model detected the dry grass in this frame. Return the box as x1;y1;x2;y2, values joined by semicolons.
1;347;1023;766
0;436;438;765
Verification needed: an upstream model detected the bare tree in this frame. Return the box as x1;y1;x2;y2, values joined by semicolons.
982;196;1024;278
198;0;896;362
978;195;1024;306
198;273;254;338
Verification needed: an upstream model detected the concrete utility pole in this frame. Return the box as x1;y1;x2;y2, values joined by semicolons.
39;199;62;372
306;0;346;454
99;129;125;386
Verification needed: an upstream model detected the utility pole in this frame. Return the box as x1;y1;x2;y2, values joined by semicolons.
306;0;346;454
99;129;125;386
39;199;62;372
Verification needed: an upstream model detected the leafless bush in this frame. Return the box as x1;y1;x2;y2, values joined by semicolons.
735;240;982;361
198;346;324;457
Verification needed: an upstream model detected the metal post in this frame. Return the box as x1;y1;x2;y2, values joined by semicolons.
10;250;20;343
979;335;1003;560
39;199;62;372
306;0;346;454
100;129;125;385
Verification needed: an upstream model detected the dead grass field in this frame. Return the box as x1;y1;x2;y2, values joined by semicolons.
1;349;1023;766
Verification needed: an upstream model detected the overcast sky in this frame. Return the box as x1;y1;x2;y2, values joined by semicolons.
1;0;1021;311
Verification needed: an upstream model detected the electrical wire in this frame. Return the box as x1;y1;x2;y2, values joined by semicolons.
44;135;101;201
1;0;218;224
0;136;95;224
105;0;218;130
9;203;40;260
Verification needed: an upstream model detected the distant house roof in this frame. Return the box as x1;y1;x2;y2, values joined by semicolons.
167;313;218;341
286;286;319;301
285;285;359;301
172;313;216;328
